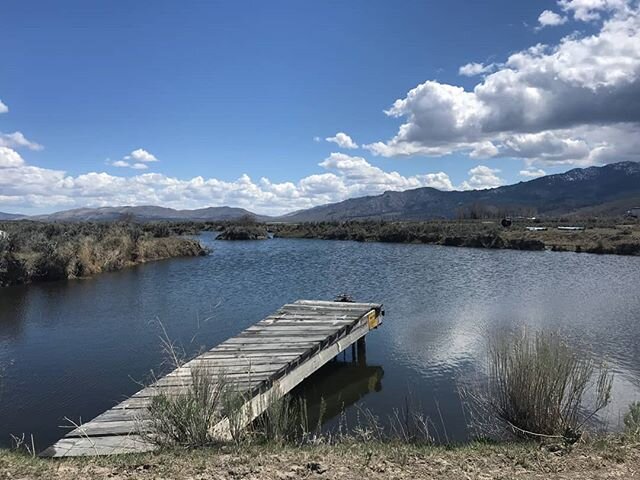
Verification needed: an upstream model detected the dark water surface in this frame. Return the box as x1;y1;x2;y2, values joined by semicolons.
1;234;640;449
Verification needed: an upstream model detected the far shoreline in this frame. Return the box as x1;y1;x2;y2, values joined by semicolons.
269;218;640;257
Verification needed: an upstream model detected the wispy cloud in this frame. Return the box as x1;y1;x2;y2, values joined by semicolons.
325;132;358;149
520;168;547;178
110;148;157;169
0;131;43;151
458;62;497;76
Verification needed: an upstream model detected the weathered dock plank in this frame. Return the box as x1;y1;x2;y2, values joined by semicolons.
40;300;383;458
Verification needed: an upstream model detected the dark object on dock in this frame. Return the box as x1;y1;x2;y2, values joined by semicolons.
501;217;513;228
334;293;354;303
41;299;383;457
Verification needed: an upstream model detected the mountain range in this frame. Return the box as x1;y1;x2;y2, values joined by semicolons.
0;212;24;221
281;161;640;221
28;205;263;222
1;162;639;222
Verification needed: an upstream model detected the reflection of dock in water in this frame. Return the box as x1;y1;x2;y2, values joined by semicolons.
293;359;384;425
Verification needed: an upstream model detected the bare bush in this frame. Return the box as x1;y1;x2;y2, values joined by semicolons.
624;402;640;440
252;393;313;445
145;367;230;448
467;330;613;442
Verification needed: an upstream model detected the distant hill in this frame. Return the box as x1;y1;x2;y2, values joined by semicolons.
0;212;25;221
279;161;640;221
29;205;268;222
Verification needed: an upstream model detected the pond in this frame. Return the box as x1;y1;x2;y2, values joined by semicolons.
1;234;639;450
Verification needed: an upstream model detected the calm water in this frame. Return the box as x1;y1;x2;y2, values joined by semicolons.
1;234;640;450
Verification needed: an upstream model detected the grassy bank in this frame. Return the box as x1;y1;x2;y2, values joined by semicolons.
2;439;639;479
216;224;269;240
271;219;640;256
0;221;207;287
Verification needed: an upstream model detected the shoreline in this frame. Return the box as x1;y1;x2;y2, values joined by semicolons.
2;438;638;479
0;222;208;288
270;220;640;257
0;237;207;288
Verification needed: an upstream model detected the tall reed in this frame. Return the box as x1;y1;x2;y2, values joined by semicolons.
146;367;230;447
473;330;613;441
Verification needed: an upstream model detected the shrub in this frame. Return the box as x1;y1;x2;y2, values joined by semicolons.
624;402;640;440
471;330;613;441
0;221;205;286
252;393;311;445
145;368;230;448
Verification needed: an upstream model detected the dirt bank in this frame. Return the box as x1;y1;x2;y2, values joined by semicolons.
1;440;639;479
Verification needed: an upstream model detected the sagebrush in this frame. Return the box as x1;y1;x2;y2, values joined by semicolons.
466;330;613;441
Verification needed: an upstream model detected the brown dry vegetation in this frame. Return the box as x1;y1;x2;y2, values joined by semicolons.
271;219;640;256
0;221;207;287
216;225;269;240
1;440;639;479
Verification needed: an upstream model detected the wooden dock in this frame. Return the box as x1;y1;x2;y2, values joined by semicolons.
41;300;383;457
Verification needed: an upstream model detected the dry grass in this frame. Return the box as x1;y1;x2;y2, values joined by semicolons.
144;367;231;448
466;330;613;442
2;438;640;479
0;221;206;286
624;402;640;440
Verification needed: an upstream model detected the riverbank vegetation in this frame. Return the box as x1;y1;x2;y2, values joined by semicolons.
271;218;640;255
3;327;640;478
2;436;639;479
0;221;207;287
141;329;618;450
104;328;636;480
463;331;613;442
216;224;269;240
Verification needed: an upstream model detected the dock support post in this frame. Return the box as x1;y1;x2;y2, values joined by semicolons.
357;337;367;365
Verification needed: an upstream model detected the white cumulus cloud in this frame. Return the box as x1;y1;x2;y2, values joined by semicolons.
366;1;640;168
325;132;358;149
0;99;7;114
124;148;158;163
559;0;630;21
319;152;454;194
0;151;456;214
0;147;26;168
111;148;158;169
538;10;568;27
460;166;505;190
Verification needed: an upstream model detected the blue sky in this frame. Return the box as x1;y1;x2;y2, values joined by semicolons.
1;0;639;214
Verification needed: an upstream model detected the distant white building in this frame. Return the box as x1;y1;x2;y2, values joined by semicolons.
0;230;7;240
627;207;640;218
